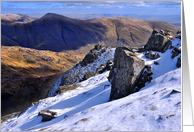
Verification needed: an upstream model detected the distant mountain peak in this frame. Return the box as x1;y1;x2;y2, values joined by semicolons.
1;13;36;22
41;13;68;20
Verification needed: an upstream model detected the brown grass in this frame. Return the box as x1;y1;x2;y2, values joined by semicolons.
1;46;84;116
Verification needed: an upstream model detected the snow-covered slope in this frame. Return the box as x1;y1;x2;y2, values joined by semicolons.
47;46;115;97
1;37;181;131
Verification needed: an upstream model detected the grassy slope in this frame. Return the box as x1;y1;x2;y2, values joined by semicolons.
1;46;84;116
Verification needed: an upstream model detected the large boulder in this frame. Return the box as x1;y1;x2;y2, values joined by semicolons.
145;30;172;52
108;47;145;100
38;110;57;122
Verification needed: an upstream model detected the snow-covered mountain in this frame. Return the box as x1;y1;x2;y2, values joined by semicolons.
1;32;181;131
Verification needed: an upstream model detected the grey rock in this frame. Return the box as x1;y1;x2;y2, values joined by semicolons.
145;50;160;60
96;63;106;74
177;30;181;34
171;47;181;59
145;30;172;53
176;56;181;68
106;60;113;71
83;71;96;81
154;61;159;65
38;110;57;122
162;40;172;53
108;47;145;100
81;44;106;67
138;47;146;52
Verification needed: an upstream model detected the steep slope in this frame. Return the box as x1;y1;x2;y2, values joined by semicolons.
1;46;84;116
1;13;37;23
1;13;181;54
1;34;181;131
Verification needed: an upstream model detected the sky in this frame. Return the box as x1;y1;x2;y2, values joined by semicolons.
1;1;181;17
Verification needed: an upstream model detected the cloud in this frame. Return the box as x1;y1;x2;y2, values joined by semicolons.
2;1;181;11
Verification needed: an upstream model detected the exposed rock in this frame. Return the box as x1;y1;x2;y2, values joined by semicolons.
176;34;181;40
108;47;145;100
171;47;181;59
83;71;96;81
96;63;107;74
177;30;181;34
94;44;102;50
55;84;80;95
38;110;57;122
154;61;159;65
162;40;172;53
95;60;114;75
80;44;106;67
135;65;153;91
145;50;160;60
169;45;175;49
56;46;115;89
176;56;181;68
106;60;113;71
138;47;146;52
145;30;172;52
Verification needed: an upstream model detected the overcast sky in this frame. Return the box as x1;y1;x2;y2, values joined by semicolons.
1;1;181;17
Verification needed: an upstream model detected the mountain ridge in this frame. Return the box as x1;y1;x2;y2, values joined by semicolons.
1;13;181;54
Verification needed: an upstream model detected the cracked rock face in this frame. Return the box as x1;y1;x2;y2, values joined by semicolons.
108;47;145;100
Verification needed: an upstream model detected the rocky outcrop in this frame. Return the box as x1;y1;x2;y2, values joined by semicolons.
96;63;107;74
171;47;181;59
80;44;106;67
176;56;181;68
108;47;152;100
83;71;96;81
162;40;172;53
134;65;153;92
177;30;181;34
145;50;160;60
38;110;57;122
55;84;80;95
144;30;172;53
106;60;113;70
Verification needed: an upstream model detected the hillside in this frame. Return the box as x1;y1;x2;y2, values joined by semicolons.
1;46;84;116
1;13;181;54
1;32;181;131
1;13;37;23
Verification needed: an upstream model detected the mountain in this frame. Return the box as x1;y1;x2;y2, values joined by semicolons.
64;13;181;27
1;13;181;54
1;13;37;23
1;32;181;131
1;46;84;116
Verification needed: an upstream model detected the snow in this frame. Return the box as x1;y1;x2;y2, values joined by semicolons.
1;37;181;131
47;47;115;97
